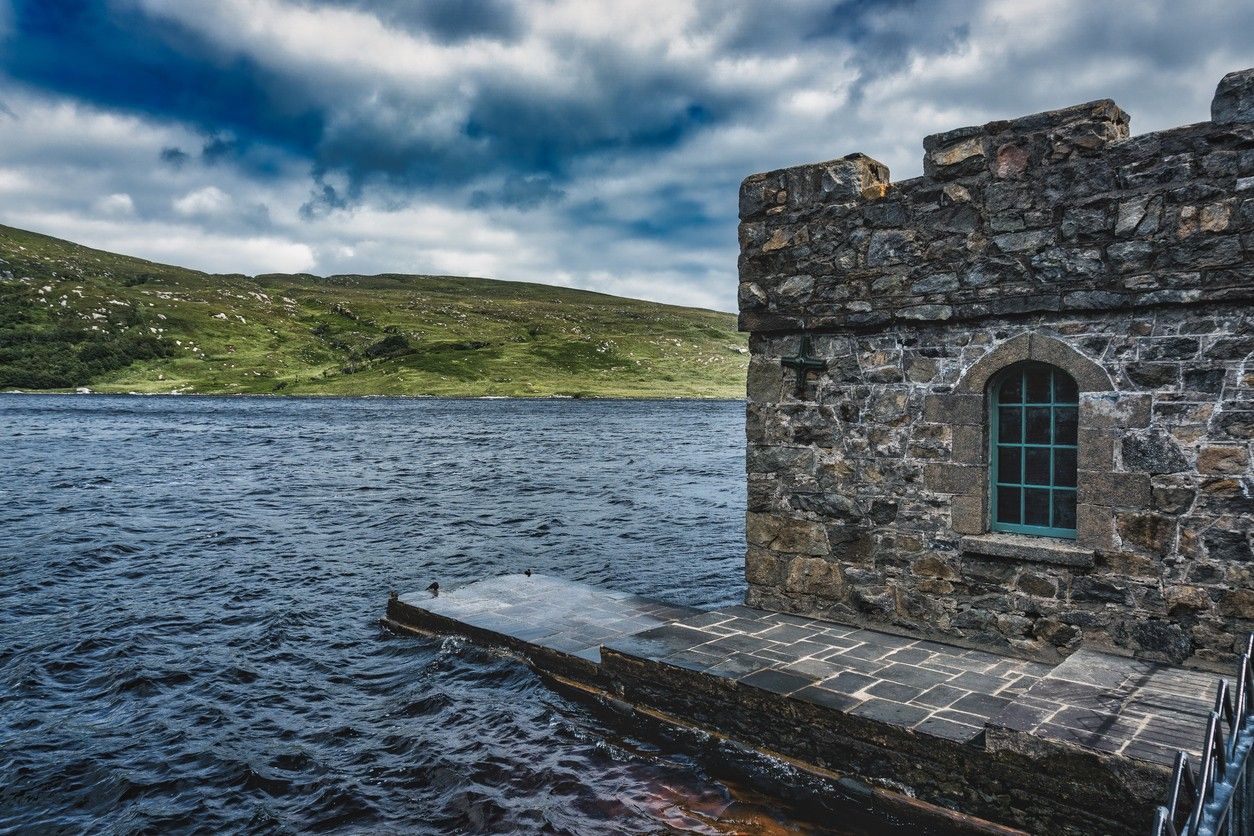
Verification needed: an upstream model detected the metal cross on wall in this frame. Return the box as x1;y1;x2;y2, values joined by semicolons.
781;336;826;400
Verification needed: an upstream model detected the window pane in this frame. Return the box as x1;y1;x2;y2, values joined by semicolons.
1024;488;1050;526
1026;369;1051;403
1053;491;1077;529
1055;374;1078;403
999;407;1022;443
997;486;1021;525
1026;407;1051;443
1054;448;1077;487
1000;373;1023;403
1025;447;1051;486
998;446;1021;484
1054;407;1078;444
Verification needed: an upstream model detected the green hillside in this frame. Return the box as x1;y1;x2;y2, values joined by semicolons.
0;224;748;398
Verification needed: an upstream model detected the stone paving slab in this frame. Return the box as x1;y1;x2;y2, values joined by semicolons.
987;647;1215;766
604;604;1055;744
394;575;1218;767
396;573;702;662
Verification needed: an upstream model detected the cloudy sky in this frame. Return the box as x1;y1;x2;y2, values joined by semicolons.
0;1;1250;311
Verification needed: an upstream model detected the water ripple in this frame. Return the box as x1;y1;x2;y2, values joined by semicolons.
0;395;945;835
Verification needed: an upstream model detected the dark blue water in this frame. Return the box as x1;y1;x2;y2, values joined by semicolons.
0;395;936;834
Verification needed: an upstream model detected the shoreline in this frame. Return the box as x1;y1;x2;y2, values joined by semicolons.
0;389;747;402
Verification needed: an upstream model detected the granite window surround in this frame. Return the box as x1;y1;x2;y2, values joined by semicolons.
926;331;1122;559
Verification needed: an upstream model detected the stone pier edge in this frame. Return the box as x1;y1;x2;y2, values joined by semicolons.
383;602;1028;835
384;594;1162;835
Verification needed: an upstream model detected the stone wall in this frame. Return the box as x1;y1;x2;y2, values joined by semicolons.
738;69;1254;670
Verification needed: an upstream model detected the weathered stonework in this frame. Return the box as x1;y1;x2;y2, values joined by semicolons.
739;69;1254;670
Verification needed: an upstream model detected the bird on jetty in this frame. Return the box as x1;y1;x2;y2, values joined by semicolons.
525;569;532;577
426;581;439;596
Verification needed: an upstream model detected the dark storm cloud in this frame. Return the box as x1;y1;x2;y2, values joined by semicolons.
159;146;189;168
0;0;986;214
0;0;749;203
1;0;325;160
312;0;524;42
469;175;566;210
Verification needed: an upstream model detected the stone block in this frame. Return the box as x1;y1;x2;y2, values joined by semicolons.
1077;427;1116;471
1197;444;1250;475
962;554;1018;583
746;476;777;512
951;424;986;465
923;393;983;425
912;553;959;580
772;519;831;556
738;172;782;221
867;229;920;266
1122;432;1189;474
1218;588;1254;618
1116;512;1177;553
1079;393;1151;429
951;495;985;535
1151;483;1196;515
1071;575;1132;605
1123;619;1193;663
897;304;953;321
738;281;768;310
745;547;783;586
960;533;1095;567
744;154;892;220
1203;528;1252;563
747;512;830;556
1163;585;1212;613
1212;67;1254;125
745;512;781;548
790;492;862;521
746;357;785;404
924;463;982;496
1077;472;1151;509
1077;504;1117;550
1018;572;1059;598
784;556;846;596
1124;362;1179;389
746;444;818;476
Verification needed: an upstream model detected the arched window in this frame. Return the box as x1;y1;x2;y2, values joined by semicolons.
990;362;1078;539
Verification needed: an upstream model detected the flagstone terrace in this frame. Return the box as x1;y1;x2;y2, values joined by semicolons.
385;573;1213;835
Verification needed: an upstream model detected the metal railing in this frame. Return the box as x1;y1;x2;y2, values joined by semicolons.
1153;633;1254;836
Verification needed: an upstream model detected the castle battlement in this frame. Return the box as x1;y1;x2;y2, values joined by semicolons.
738;68;1254;333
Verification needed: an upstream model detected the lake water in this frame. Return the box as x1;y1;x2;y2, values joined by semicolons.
0;395;941;834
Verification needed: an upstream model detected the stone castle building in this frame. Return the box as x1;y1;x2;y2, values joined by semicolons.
739;68;1253;671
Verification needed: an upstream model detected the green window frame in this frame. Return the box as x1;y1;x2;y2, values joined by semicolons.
989;362;1078;539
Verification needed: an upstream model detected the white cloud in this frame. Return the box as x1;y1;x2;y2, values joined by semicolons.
173;186;232;217
94;193;136;216
5;209;316;275
0;167;35;194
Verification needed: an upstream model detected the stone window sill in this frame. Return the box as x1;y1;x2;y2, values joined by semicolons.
960;533;1095;568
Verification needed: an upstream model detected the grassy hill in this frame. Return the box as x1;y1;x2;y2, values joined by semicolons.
0;224;748;398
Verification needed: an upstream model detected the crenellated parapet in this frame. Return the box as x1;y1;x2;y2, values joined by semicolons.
738;69;1254;334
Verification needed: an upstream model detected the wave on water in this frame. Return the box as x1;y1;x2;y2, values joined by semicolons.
0;394;946;835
